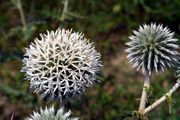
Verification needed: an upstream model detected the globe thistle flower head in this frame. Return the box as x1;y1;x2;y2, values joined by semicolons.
22;28;101;102
125;23;179;75
25;106;78;120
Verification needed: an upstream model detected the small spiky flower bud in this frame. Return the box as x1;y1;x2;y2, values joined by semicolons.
125;23;179;75
22;29;101;102
25;106;78;120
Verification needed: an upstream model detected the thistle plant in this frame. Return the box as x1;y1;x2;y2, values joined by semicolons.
125;23;179;117
26;106;78;120
126;23;178;75
22;28;101;119
22;24;179;120
22;28;101;102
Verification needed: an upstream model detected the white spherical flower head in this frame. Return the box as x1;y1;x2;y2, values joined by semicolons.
22;29;101;102
125;23;179;75
25;106;78;120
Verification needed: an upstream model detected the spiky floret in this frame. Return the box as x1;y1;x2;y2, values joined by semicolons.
21;29;101;102
125;23;179;75
25;106;78;120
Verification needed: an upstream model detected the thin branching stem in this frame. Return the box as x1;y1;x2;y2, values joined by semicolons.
143;80;180;114
17;0;27;30
138;72;150;114
61;0;68;21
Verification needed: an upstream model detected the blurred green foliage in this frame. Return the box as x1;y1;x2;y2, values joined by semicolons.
0;0;179;120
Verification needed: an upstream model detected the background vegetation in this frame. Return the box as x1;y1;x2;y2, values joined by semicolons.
0;0;179;119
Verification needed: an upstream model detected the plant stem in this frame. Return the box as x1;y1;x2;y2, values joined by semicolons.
17;0;27;30
61;0;68;21
143;80;180;114
138;72;150;114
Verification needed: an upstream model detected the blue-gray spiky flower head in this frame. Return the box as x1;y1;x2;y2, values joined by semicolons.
21;28;102;102
125;23;179;75
25;106;78;120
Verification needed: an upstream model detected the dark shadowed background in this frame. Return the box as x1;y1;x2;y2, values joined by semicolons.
0;0;180;120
